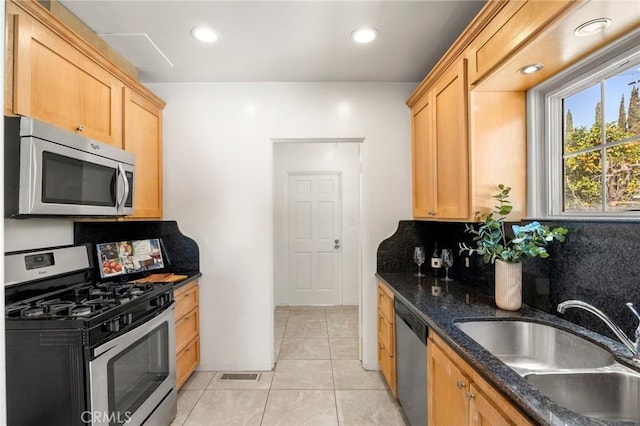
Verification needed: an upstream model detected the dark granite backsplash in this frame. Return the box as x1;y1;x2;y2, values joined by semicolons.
377;220;640;342
74;221;200;275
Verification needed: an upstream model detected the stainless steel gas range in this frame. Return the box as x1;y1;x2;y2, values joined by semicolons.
4;245;177;426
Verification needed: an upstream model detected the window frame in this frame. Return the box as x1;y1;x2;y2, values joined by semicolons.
527;29;640;220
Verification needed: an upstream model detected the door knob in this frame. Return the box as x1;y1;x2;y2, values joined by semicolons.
334;239;340;249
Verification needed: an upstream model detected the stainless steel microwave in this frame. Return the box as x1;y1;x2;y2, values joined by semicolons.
4;117;135;218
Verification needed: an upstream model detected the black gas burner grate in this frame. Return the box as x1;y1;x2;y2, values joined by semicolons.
5;281;168;321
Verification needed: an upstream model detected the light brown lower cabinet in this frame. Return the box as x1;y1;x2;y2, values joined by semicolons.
428;332;532;426
175;280;200;389
377;281;397;398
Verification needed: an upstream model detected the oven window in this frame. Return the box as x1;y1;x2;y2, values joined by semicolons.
107;322;169;424
42;151;116;206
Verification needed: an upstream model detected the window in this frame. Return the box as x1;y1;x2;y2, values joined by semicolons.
528;32;640;219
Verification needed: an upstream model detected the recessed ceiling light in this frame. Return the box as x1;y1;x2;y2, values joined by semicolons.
351;27;378;44
518;63;544;75
574;18;611;36
190;26;219;43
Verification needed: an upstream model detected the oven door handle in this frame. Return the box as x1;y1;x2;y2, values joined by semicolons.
92;302;175;358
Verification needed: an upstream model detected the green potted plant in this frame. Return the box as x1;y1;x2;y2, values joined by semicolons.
459;184;568;310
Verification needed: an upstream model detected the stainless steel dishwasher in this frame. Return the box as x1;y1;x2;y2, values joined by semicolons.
395;298;428;426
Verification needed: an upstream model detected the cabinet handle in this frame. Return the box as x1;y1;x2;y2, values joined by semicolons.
428;211;436;217
456;380;465;390
75;125;85;132
465;391;475;400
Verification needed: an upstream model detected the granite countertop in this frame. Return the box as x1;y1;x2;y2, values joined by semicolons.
376;272;640;426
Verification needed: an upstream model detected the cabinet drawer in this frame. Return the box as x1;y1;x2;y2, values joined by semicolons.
378;342;396;398
175;282;198;319
176;336;200;390
176;307;199;353
377;283;394;322
378;311;394;355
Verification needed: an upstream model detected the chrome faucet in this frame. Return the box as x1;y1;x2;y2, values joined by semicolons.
557;300;640;360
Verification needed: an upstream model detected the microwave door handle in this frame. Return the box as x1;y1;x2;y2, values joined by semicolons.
117;163;130;211
30;143;38;212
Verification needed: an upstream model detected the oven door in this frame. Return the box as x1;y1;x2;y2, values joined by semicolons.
89;304;176;426
19;136;132;216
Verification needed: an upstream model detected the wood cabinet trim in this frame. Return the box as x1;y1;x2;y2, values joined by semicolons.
473;0;574;83
406;0;509;107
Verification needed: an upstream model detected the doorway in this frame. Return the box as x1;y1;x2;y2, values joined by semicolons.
273;140;362;307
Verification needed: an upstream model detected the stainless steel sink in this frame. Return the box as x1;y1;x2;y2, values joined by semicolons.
455;319;640;422
525;371;640;422
455;320;614;373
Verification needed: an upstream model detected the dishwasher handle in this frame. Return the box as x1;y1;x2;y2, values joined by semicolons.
395;299;428;344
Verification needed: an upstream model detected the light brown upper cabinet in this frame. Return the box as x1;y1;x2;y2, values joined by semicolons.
408;0;640;222
411;91;435;217
123;88;163;219
412;58;470;220
10;12;123;146
6;0;167;219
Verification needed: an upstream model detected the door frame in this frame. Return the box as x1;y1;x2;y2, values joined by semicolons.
272;139;363;301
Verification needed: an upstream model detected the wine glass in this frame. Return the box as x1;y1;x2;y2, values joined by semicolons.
441;249;454;281
413;247;426;277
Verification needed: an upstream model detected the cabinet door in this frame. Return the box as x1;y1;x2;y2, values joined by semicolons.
469;383;516;426
412;93;436;218
428;339;470;425
378;341;396;398
432;58;469;219
176;336;200;390
13;13;122;146
123;87;163;218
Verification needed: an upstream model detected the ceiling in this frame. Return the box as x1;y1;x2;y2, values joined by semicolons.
58;0;486;84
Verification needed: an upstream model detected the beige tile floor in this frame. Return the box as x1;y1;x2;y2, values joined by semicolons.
172;306;408;426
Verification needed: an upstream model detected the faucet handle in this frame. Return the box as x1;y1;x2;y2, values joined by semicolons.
627;302;640;321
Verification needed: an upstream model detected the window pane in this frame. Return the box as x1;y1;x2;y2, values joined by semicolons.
606;141;640;211
564;83;601;154
564;151;602;212
605;68;640;140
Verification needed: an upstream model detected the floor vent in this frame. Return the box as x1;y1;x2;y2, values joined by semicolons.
219;373;260;381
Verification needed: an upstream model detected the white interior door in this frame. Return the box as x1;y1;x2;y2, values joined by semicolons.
288;173;342;305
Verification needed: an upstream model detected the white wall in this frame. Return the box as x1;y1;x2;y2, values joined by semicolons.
273;142;361;306
148;82;414;371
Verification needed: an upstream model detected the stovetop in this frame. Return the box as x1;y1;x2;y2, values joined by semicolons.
5;281;170;321
4;245;176;347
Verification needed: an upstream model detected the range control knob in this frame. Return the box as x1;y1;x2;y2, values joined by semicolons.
108;318;120;332
122;313;133;326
